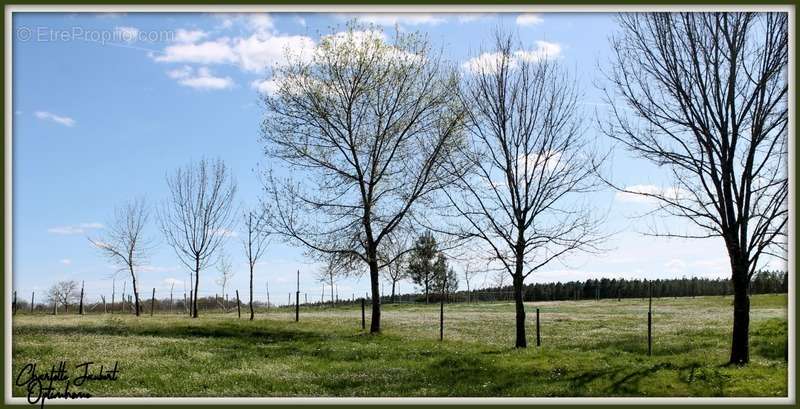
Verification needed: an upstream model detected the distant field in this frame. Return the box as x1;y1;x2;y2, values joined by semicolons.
11;294;788;397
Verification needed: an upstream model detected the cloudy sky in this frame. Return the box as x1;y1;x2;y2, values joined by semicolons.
11;11;785;304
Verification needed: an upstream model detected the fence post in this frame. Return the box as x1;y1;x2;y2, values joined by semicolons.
151;288;156;317
295;270;300;322
12;291;17;315
439;294;445;341
440;274;447;341
536;308;541;347
30;291;35;313
361;298;366;330
79;281;85;315
101;295;106;313
236;290;241;319
647;280;653;356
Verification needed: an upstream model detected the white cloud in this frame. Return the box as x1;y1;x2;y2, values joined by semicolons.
140;265;179;273
79;222;104;229
462;41;562;74
691;258;729;274
174;29;208;43
59;259;72;265
34;111;76;127
615;184;689;204
514;41;561;62
163;277;183;287
47;222;104;235
155;38;237;65
457;14;490;23
115;26;139;42
251;79;279;95
516;13;544;27
665;259;687;274
168;66;234;90
166;65;193;79
248;14;274;35
353;13;446;26
156;30;315;74
233;34;315;72
210;228;238;237
516;151;562;177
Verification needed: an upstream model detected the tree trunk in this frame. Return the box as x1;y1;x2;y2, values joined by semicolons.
513;270;527;348
391;280;396;303
249;263;255;321
193;258;200;318
130;266;141;317
730;261;750;365
368;256;381;333
425;279;429;304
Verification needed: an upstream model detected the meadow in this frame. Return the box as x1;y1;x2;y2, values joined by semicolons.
11;294;788;397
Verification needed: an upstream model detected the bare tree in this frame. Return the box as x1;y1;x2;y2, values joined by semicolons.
89;197;151;317
47;280;79;314
462;262;479;303
492;269;507;291
441;32;605;348
379;233;410;303
242;208;270;320
602;12;788;364
159;158;237;318
261;23;465;333
215;253;234;312
316;252;357;308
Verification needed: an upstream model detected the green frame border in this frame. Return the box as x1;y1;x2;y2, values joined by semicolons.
1;2;796;408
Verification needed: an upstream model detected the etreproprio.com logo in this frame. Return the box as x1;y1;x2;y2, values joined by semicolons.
15;26;175;44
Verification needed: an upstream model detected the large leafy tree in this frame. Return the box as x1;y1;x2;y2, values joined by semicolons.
261;23;465;332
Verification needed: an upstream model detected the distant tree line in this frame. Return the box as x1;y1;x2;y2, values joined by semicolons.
453;270;788;302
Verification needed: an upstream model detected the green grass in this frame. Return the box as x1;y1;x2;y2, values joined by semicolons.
11;294;788;397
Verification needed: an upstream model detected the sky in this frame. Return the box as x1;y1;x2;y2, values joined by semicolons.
10;11;787;306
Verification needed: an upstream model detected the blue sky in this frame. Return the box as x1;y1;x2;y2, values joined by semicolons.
11;12;784;305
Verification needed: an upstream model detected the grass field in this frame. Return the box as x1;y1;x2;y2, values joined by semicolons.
11;294;788;397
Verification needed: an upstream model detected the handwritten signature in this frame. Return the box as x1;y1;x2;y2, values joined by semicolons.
15;361;119;408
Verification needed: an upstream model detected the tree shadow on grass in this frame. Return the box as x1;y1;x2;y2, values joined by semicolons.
14;320;329;345
559;361;736;397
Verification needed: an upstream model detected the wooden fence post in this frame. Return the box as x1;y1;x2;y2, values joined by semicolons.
648;280;653;356
101;295;107;313
151;288;156;317
295;270;300;322
79;281;85;315
440;274;447;341
536;308;541;347
361;298;366;330
236;290;241;319
439;294;445;341
31;291;35;313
